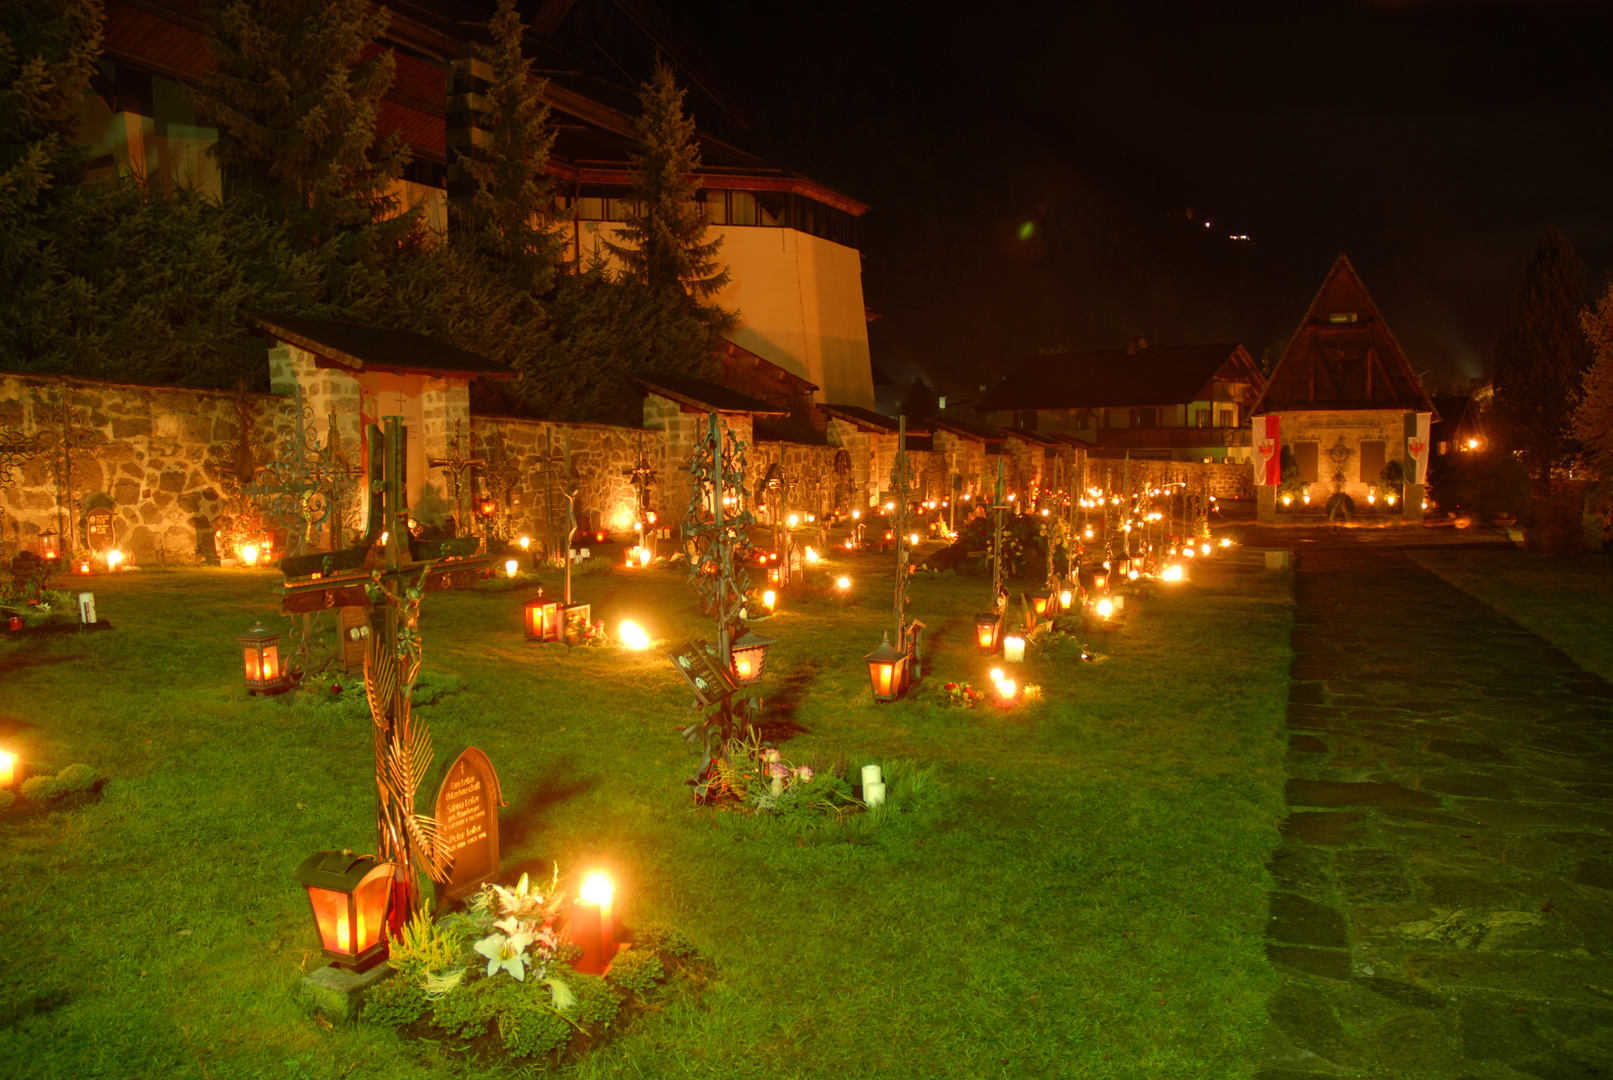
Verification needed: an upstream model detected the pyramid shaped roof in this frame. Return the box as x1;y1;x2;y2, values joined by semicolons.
1252;255;1437;417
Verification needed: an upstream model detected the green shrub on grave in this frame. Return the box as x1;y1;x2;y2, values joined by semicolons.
57;764;98;793
496;991;572;1058
21;776;67;801
566;969;622;1033
0;789;13;811
430;975;503;1038
632;924;697;959
363;975;428;1029
604;948;662;995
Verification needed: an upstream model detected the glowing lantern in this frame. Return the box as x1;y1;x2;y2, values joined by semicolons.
39;530;59;560
241;544;260;567
523;596;562;644
294;851;393;971
863;632;908;703
1084;528;1094;539
638;547;652;567
1219;538;1233;548
1385;493;1398;506
237;621;289;695
619;620;651;650
730;628;775;685
1201;543;1210;556
504;559;519;577
787;513;800;528
1302;492;1311;505
1095;598;1114;619
761;589;777;611
518;536;531;550
974;611;1004;655
1281;494;1293;506
479;497;497;518
1162;564;1184;582
1029;591;1052;618
885;501;895;511
1092;573;1107;592
1128;569;1139;580
835;576;851;591
805;547;820;563
908;533;919;546
1060;588;1073;609
595;530;607;543
107;548;124;570
0;750;17;788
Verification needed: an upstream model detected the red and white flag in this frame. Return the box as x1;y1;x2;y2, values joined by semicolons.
1253;415;1281;486
1403;412;1431;484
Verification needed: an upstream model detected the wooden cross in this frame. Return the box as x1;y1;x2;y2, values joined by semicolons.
426;418;486;537
622;432;658;554
277;416;495;933
529;430;566;564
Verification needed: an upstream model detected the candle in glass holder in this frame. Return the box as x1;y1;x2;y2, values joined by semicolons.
1003;635;1025;663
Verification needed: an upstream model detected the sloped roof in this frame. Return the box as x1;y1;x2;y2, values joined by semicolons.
1252;255;1439;417
246;313;511;378
816;404;902;433
929;417;999;442
632;375;786;415
976;344;1261;412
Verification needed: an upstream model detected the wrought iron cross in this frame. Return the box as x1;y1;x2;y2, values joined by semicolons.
426;418;486;536
244;390;362;557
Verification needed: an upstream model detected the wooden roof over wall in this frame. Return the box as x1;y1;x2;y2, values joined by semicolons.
1253;254;1438;417
976;344;1263;413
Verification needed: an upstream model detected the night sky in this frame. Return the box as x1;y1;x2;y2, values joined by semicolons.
666;0;1613;397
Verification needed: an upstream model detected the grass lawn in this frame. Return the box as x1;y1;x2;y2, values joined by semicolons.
0;544;1292;1079
1406;547;1613;682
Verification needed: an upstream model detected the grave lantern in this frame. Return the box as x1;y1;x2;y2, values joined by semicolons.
730;628;775;685
39;530;60;561
863;632;908;703
524;596;562;643
293;850;393;971
974;611;1004;655
1029;590;1052;618
479;497;497;518
237;621;290;695
0;749;18;787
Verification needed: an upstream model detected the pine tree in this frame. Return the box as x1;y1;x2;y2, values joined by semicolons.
604;62;730;301
1491;228;1592;488
457;0;560;293
191;0;406;231
1573;281;1613;536
0;0;102;216
900;377;940;420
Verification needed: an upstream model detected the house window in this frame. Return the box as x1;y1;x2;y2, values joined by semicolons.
1217;407;1234;427
1359;440;1386;482
730;191;757;226
1129;408;1156;429
1196;408;1210;428
1294;441;1320;483
703;190;727;225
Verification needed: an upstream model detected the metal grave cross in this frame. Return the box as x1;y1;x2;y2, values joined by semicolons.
277;416;495;933
426;418;486;537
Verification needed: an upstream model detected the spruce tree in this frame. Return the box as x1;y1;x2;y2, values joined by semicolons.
1492;228;1592;488
191;0;406;231
1573;281;1613;521
604;62;730;301
0;0;102;216
457;0;560;293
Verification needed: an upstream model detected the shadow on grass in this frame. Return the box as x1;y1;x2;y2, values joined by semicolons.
0;649;86;679
500;759;592;851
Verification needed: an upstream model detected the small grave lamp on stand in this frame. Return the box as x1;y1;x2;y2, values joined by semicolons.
294;850;393;971
863;632;909;703
974;610;1004;655
1029;590;1053;619
729;628;775;686
237;621;290;695
39;529;60;561
524;595;562;643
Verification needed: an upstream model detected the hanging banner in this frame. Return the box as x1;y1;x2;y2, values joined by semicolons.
1253;415;1281;486
1403;412;1431;484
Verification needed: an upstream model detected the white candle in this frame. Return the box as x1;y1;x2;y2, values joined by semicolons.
861;764;883;788
864;781;886;807
1003;635;1025;663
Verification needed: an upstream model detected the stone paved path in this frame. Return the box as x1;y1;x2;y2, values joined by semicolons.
1258;541;1613;1079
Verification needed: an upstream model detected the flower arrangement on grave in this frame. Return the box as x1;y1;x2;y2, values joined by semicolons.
1;554;79;629
701;726;863;820
938;682;989;708
362;868;698;1065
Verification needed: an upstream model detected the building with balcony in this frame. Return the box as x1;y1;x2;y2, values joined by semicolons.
973;341;1266;464
81;0;876;411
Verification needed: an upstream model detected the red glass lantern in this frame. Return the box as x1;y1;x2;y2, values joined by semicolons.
730;628;775;685
478;497;498;518
0;749;19;788
1029;590;1052;617
524;596;562;643
293;850;392;970
974;611;1004;655
863;633;909;702
237;621;290;695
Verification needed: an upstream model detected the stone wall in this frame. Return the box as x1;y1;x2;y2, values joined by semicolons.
0;372;292;561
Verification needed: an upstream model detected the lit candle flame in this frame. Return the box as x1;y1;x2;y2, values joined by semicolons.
619;621;650;650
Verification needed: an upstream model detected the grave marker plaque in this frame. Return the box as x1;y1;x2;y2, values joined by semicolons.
430;746;505;902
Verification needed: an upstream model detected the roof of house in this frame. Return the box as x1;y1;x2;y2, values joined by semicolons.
246;313;511;378
815;403;904;433
928;417;999;442
632;375;787;415
1252;254;1439;417
975;344;1262;413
